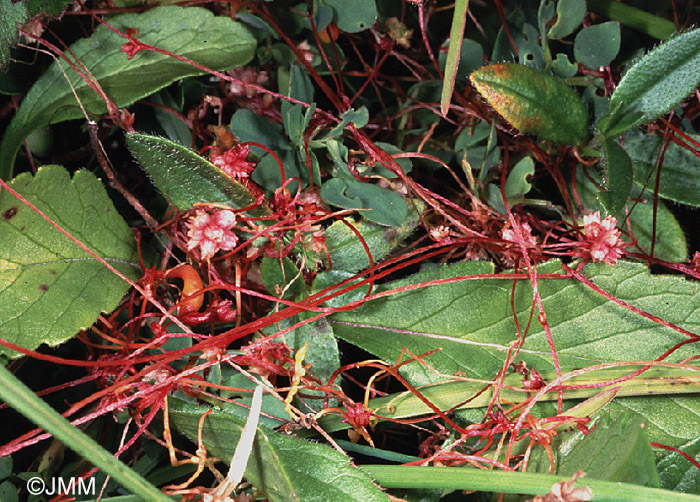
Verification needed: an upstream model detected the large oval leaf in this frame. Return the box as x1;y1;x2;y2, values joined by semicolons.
0;165;141;358
597;27;700;138
0;6;256;179
469;63;589;145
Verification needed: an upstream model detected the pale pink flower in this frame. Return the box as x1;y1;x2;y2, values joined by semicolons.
296;41;315;64
582;211;626;265
210;145;256;180
186;209;238;260
227;66;269;98
501;222;537;247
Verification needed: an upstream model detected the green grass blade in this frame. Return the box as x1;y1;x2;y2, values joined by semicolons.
0;365;172;502
440;0;469;116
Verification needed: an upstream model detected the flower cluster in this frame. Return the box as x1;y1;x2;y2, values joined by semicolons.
185;209;238;260
582;211;626;265
210;144;256;180
227;66;269;98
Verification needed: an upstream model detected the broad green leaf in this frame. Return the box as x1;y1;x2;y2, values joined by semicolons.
547;0;586;40
657;436;700;493
329;260;699;386
0;165;141;358
0;0;27;71
125;133;268;217
320;177;407;226
577;169;687;262
574;21;621;69
491;12;544;69
625;130;700;207
598;135;634;215
596;27;700;138
324;200;422;273
168;397;388;502
321;0;377;33
0;6;256;179
470;63;589;145
525;410;660;488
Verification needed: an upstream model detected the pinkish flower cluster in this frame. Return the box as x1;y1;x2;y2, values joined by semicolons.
210;145;256;180
582;211;626;265
185;209;238;260
227;66;269;98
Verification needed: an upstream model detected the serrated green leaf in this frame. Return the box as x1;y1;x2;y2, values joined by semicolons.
0;0;28;71
547;0;586;40
324;199;422;273
598;135;634;215
168;397;388;502
0;165;141;358
625;130;700;207
0;6;256;179
597;27;700;138
577;169;686;262
574;21;621;70
329;260;699;386
125;133;268;217
470;63;589;145
321;0;376;33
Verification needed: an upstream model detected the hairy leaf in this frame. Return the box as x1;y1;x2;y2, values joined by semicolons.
125;133;268;217
597;27;700;138
0;165;141;358
625;130;700;207
598;135;634;215
169;397;388;502
0;6;256;178
470;63;589;145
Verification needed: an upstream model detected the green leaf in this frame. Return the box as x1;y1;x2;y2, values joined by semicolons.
324;107;370;139
0;165;141;358
125;133;268;217
0;6;256;179
577;169;687;262
329;260;699;386
320;177;407;226
470;63;589;145
574;21;621;69
324;200;423;273
547;0;586;40
0;0;27;71
321;0;377;33
596;27;700;138
504;156;535;197
657;436;700;493
261;256;306;300
525;410;660;487
551;53;578;79
625;130;700;207
598;135;634;215
168;397;388;502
